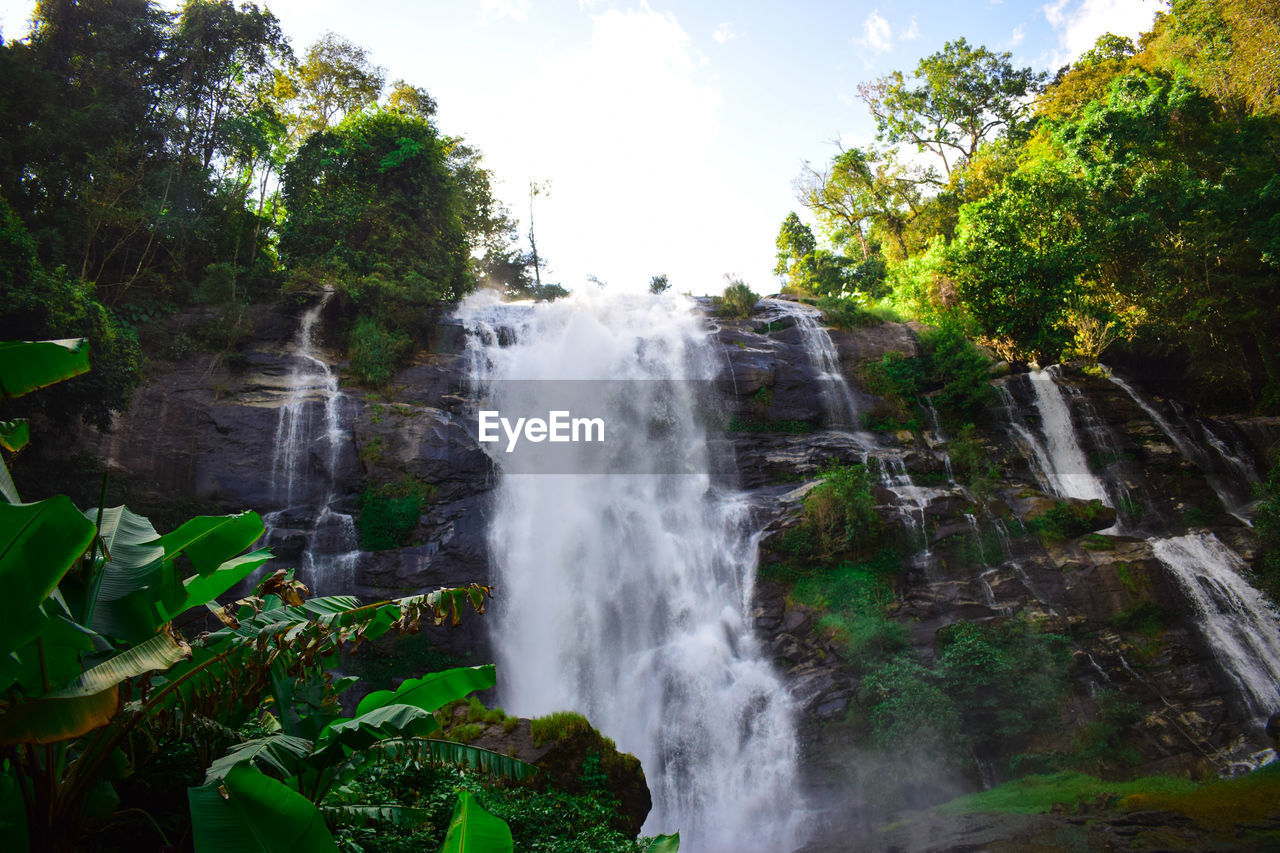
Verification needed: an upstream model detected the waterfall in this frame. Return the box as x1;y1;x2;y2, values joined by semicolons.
456;292;803;853
1025;368;1110;505
1150;532;1280;725
266;292;361;592
1103;368;1253;525
761;299;857;426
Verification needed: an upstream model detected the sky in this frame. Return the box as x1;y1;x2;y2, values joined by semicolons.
0;0;1164;295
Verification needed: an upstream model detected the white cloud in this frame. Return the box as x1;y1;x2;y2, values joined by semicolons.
713;21;736;44
857;10;893;54
1043;0;1160;65
480;0;532;25
1010;24;1026;47
902;15;919;41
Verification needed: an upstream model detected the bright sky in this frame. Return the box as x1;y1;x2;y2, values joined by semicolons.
0;0;1163;295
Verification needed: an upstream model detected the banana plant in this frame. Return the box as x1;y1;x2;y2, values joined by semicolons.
188;662;536;852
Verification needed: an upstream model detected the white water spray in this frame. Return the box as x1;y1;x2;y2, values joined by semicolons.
1026;368;1110;505
456;292;804;853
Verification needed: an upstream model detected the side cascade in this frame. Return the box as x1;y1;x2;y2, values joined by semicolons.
455;291;804;853
1150;532;1280;727
265;292;361;592
761;298;858;427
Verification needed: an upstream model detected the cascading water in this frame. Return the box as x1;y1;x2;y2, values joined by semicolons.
1025;368;1110;505
1103;368;1253;525
1150;532;1280;725
761;299;857;426
265;292;361;592
456;292;803;853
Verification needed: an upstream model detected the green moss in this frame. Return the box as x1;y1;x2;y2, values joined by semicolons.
530;711;592;747
935;771;1197;815
1109;600;1177;636
1027;500;1109;543
1082;533;1114;550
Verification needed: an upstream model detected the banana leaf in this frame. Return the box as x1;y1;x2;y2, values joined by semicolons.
355;664;496;716
646;833;680;852
0;339;90;398
205;734;315;784
438;790;513;853
0;497;96;657
189;764;337;853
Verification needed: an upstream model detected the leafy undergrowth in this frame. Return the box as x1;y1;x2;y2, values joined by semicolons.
936;764;1280;824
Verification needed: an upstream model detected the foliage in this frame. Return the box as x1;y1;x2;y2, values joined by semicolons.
935;770;1197;815
275;32;385;142
856;658;964;758
936;618;1072;760
530;712;593;748
0;199;140;430
648;274;671;294
1251;457;1280;598
803;462;884;556
348;315;413;387
858;38;1046;182
863;325;994;429
719;279;758;319
814;294;889;330
1026;499;1110;543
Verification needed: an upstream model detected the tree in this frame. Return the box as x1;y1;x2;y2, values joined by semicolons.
947;161;1090;364
0;0;173;297
388;79;438;119
280;108;469;300
797;144;928;258
275;32;385;142
858;38;1046;181
648;274;671;294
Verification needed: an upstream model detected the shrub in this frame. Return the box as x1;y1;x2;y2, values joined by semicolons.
357;476;435;550
803;462;884;556
1255;458;1280;598
858;658;964;756
720;279;758;318
937;618;1072;757
349;315;413;386
814;294;884;329
530;711;592;747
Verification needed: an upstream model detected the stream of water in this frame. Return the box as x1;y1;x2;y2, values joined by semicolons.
456;292;804;853
265;292;361;593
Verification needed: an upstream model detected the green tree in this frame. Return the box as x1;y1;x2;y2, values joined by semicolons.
858;38;1046;181
648;274;671;294
280;108;469;299
275;31;385;142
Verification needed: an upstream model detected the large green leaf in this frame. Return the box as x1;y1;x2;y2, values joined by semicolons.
0;497;96;657
158;512;265;577
314;704;440;756
0;455;18;504
46;629;190;698
206;734;315;784
645;833;680;853
0;339;90;398
355;665;496;716
91;505;164;599
158;548;273;622
438;790;513;853
189;764;337;853
0;685;119;745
